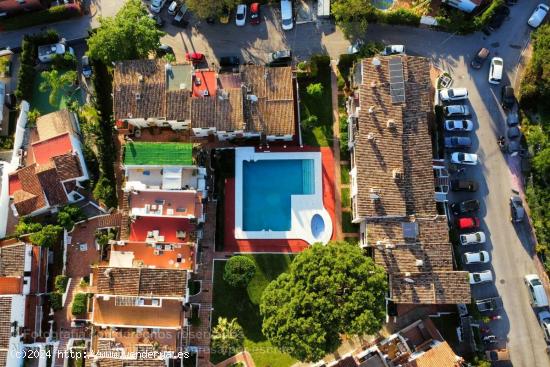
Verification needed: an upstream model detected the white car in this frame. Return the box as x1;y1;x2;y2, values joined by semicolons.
460;231;486;245
167;1;178;15
528;4;549;28
440;88;468;102
381;45;405;56
451;152;478;165
489;57;504;84
444;105;470;117
150;0;166;13
236;4;247;26
445;119;474;132
470;270;493;285
281;0;293;30
37;43;74;63
464;251;490;264
539;310;550;342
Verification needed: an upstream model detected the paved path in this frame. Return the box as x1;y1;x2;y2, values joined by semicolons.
330;60;343;241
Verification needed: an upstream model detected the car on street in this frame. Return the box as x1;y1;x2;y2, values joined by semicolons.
440;88;468;102
538;310;550;341
460;231;486;245
464;251;490;264
236;4;247;26
150;0;166;13
471;47;490;69
444;136;472;149
185;52;205;63
380;45;405;56
167;1;178;15
508;126;521;139
528;3;549;28
470;270;493;285
157;44;174;57
81;56;92;79
510;195;525;222
488;5;510;31
148;13;164;27
485;348;511;362
477;297;501;312
450;152;478;165
507;112;519;127
451;199;480;215
489;57;504;84
451;179;479;192
281;0;293;30
501;85;515;109
267;49;292;66
219;56;240;72
250;3;261;24
525;274;549;307
456;216;480;230
172;5;188;27
445;119;473;132
444;105;470;117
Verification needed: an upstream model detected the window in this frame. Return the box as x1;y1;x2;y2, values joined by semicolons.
143;170;150;176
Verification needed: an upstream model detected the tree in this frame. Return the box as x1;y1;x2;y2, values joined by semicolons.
39;69;77;106
260;241;387;362
186;0;238;19
27;109;41;128
87;0;164;64
57;205;85;230
306;83;324;98
14;217;43;237
223;256;256;287
533;147;550;181
211;317;244;356
29;225;63;248
331;0;374;39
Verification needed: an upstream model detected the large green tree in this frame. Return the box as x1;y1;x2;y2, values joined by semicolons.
331;0;373;39
186;0;238;19
39;69;77;106
87;0;164;64
260;241;387;362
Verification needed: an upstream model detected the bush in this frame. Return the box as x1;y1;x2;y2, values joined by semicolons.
57;205;84;230
71;293;88;315
383;8;421;26
14;218;43;237
29;225;63;248
52;52;77;70
50;292;63;311
223;256;256;288
306;83;324;98
0;5;81;31
474;0;505;28
93;175;117;209
54;275;68;293
302;114;319;130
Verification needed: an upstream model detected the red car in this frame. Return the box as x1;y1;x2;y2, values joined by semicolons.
457;217;480;230
250;3;261;25
185;52;205;63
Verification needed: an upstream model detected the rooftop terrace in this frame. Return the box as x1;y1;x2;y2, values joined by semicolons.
123;142;193;166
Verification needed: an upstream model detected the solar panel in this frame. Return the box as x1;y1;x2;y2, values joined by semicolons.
389;57;405;103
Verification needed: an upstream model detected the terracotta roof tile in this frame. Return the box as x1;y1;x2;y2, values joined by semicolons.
95;267;187;297
366;216;450;245
405;341;464;367
11;164;47;215
36;165;68;206
36;110;76;141
52;153;82;181
0;350;6;366
374;243;453;273
31;132;73;166
390;272;471;304
96;359;166;367
165;89;191;121
0;297;12;348
191;88;244;131
0;243;26;277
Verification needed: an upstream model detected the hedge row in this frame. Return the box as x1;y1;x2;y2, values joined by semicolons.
71;293;88;315
0;4;81;32
436;0;505;34
364;7;421;27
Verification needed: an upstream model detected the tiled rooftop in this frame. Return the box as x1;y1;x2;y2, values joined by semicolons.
192;70;217;97
31;132;73;166
123;142;193;166
403;341;463;367
35;110;76;141
0;242;26;277
366;216;450;245
390;272;471;304
190;87;244;131
0;297;11;348
129;216;197;244
374;243;453;273
111;241;194;270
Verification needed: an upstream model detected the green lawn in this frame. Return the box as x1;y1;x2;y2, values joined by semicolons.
340;164;350;185
32;69;83;114
212;255;296;367
342;211;359;234
341;187;350;209
124;142;194;166
299;62;333;147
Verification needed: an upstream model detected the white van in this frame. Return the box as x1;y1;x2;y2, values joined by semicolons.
488;57;503;84
317;0;330;18
281;0;293;30
525;274;549;308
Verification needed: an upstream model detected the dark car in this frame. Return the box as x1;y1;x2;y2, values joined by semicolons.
445;136;472;149
501;85;515;109
507;112;519;127
250;2;261;25
156;44;174;57
451;199;480;215
219;56;240;72
507;126;521;139
148;13;165;27
451;179;479;192
510;195;525;222
471;48;490;69
488;5;510;31
267;49;292;66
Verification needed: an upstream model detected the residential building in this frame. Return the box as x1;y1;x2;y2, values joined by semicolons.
0;0;46;17
442;0;483;13
113;59;297;142
346;56;470;308
8;110;89;217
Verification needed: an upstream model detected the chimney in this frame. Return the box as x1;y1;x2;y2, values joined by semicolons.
387;119;396;128
367;132;375;141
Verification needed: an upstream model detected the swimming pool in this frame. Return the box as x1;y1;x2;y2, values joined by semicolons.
243;159;314;231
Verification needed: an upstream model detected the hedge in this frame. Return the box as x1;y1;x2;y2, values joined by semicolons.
0;5;81;32
50;292;62;311
71;293;88;315
54;275;68;294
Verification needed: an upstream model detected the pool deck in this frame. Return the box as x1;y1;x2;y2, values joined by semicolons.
224;146;336;253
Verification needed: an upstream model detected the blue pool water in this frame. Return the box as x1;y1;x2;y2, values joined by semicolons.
243;159;314;231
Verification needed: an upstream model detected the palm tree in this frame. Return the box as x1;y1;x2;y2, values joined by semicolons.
39;69;77;106
211;317;244;356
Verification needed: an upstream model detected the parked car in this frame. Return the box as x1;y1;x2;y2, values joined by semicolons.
528;3;549;28
488;5;510;31
157;44;174;57
172;5;188;27
445;119;474;132
219;56;240;72
185;52;205;63
470;270;493;285
451;179;479;192
250;2;261;24
471;47;490;69
440;87;468;102
267;49;292;66
510;195;525;222
477;297;502;312
445;136;472;149
281;0;293;30
81;55;92;78
444;105;470;117
148;13;164;27
485;348;511;362
508;126;521;139
167;1;178;15
150;0;166;13
525;274;549;307
456;216;480;230
539;310;550;342
489;57;504;84
236;4;247;26
501;85;515;109
380;45;405;56
38;43;74;63
507;112;519;127
464;251;490;264
451;199;480;215
460;231;486;245
451;152;478;165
